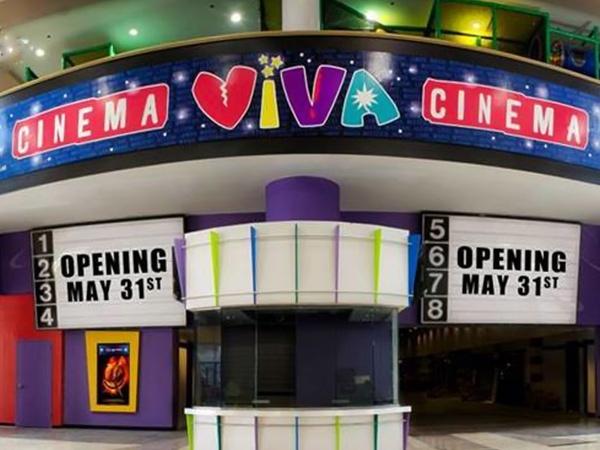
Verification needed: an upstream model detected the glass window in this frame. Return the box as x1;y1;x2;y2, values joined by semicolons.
193;307;398;408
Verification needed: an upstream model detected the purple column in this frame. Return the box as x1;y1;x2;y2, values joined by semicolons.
265;176;340;221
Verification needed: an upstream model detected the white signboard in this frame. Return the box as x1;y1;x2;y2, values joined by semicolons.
420;214;580;324
31;218;185;329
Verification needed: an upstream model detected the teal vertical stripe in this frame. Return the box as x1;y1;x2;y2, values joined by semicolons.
373;414;379;450
295;224;299;304
210;231;220;306
373;229;382;305
251;226;258;305
217;415;222;450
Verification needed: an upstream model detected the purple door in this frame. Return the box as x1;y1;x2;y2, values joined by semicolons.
16;340;52;428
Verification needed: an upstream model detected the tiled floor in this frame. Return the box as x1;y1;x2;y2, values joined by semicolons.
0;427;187;450
2;399;600;450
409;396;600;449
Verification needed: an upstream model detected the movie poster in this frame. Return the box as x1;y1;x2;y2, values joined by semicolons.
85;330;140;413
97;343;131;406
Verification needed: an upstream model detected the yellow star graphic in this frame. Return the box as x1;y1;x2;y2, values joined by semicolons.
262;65;274;78
258;54;269;65
271;55;284;69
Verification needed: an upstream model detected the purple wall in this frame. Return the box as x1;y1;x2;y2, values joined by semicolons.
341;212;420;233
186;213;265;232
64;328;175;428
577;225;600;326
0;231;32;294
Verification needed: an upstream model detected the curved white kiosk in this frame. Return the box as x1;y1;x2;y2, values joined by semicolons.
185;406;411;450
184;218;413;450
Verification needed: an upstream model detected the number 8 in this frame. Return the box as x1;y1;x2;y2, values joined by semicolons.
427;299;445;320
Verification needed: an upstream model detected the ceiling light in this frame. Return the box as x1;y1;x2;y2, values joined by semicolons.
35;48;45;57
128;28;138;36
366;11;378;22
472;21;482;30
230;12;242;23
20;38;29;44
7;47;13;54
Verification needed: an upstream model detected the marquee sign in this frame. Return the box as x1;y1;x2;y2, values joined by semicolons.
31;217;185;329
1;37;600;186
420;214;580;324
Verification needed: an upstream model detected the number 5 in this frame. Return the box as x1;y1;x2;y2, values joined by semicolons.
429;218;446;240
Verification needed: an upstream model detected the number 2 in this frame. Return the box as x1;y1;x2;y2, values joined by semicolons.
37;259;51;278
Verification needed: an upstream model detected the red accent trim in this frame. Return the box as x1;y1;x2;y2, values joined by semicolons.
0;295;63;426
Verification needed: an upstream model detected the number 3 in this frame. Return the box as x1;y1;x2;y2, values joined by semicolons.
39;283;53;303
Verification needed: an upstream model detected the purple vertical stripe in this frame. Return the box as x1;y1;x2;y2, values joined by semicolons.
402;412;411;450
334;225;340;303
254;416;259;450
294;417;299;450
174;238;186;299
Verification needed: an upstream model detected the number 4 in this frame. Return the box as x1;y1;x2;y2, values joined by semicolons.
39;308;55;327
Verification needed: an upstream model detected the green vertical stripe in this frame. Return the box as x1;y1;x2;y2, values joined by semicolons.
295;223;299;304
373;414;379;450
210;231;220;306
373;228;382;305
335;416;341;450
186;414;194;450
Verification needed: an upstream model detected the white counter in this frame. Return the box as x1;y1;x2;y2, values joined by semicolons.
185;405;412;450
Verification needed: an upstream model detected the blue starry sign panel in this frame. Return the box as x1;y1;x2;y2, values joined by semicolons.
31;218;185;329
2;37;600;186
420;214;581;325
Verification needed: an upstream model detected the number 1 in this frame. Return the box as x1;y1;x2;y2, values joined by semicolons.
38;233;48;254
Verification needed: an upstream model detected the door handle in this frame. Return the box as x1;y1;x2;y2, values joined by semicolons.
17;384;24;389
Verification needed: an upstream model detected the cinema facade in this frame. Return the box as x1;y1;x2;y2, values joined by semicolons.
0;27;600;450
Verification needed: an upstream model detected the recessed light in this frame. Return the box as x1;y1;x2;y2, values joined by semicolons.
7;47;13;54
35;48;45;57
20;38;29;44
366;11;378;21
472;21;482;30
128;28;138;36
230;12;242;23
